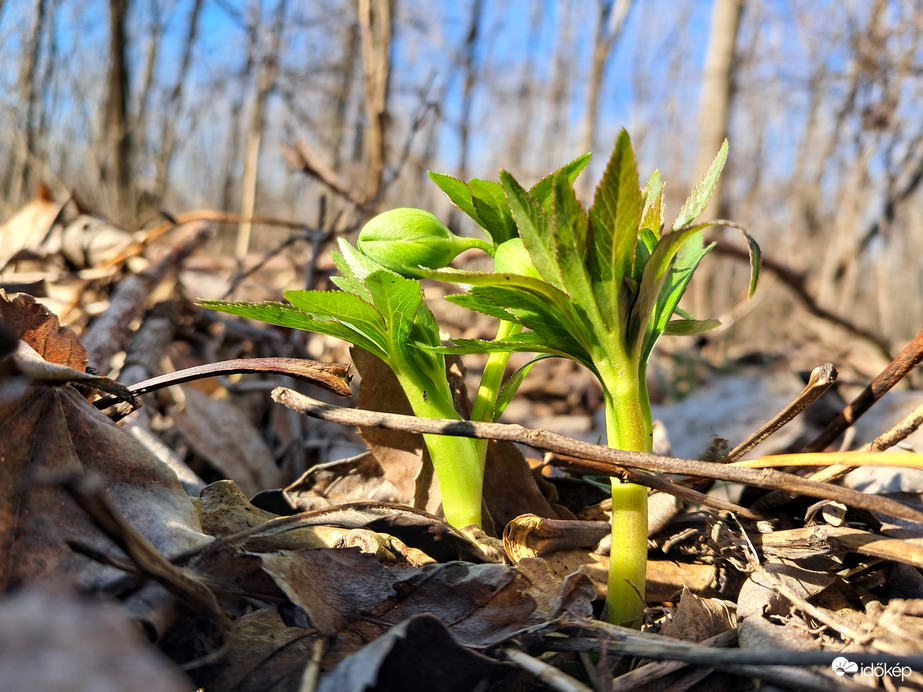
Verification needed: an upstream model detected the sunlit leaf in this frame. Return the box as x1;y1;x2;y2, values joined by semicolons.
587;129;642;329
500;170;564;290
672;140;727;230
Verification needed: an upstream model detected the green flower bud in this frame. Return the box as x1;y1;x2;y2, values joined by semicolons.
493;238;542;280
357;208;491;277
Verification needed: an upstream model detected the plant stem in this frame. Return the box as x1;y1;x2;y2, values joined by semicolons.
393;366;483;528
599;360;651;628
470;320;523;469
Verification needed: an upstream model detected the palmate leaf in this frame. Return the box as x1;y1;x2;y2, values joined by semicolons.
428;154;591;250
464;285;591;355
587;129;642;330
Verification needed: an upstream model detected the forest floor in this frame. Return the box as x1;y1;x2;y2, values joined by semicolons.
2;205;923;691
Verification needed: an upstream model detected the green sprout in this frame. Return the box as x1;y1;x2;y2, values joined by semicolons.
201;129;759;631
418;129;760;627
202;236;486;528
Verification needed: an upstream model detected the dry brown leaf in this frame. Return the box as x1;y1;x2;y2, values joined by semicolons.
173;386;281;496
0;351;209;593
660;586;736;642
0;187;61;269
189;609;318;692
0;290;87;370
317;613;519;692
0;586;193;692
260;548;400;636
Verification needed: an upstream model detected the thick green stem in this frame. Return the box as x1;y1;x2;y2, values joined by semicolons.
599;360;651;628
393;366;483;528
471;320;523;469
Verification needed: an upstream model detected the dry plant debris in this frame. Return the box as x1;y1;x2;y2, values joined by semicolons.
1;205;923;691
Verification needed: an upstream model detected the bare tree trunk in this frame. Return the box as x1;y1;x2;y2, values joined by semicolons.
546;0;574;165
457;0;482;181
153;0;203;203
693;0;742;220
236;0;288;261
10;0;47;206
105;0;133;227
331;16;359;170
135;1;163;140
358;0;392;203
506;2;543;172
687;0;742;320
577;0;632;197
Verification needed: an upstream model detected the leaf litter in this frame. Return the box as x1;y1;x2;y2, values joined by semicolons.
1;208;923;691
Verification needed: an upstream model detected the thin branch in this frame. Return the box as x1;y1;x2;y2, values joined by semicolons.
806;325;923;451
723;362;838;461
712;242;893;360
270;387;923;523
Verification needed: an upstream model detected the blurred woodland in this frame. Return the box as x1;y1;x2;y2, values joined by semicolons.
2;0;922;370
6;3;923;690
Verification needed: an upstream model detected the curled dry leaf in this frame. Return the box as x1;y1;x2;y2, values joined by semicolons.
0;337;210;593
0;290;88;370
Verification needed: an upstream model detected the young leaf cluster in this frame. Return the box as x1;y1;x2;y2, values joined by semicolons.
420;129;760;428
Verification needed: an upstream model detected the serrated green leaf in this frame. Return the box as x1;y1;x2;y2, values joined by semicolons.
587;129;642;329
363;270;423;352
468;178;517;245
530;152;592;214
200;300;386;358
331;250;373;301
663;318;721;336
673;140;727;230
428;171;481;225
641;170;664;238
499;170;564;289
550;171;599;325
444;292;520;323
283;289;387;352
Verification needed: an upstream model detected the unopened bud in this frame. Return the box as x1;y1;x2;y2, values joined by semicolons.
358;208;491;277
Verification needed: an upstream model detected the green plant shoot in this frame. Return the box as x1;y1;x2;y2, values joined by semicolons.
201;239;485;528
418;129;760;627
